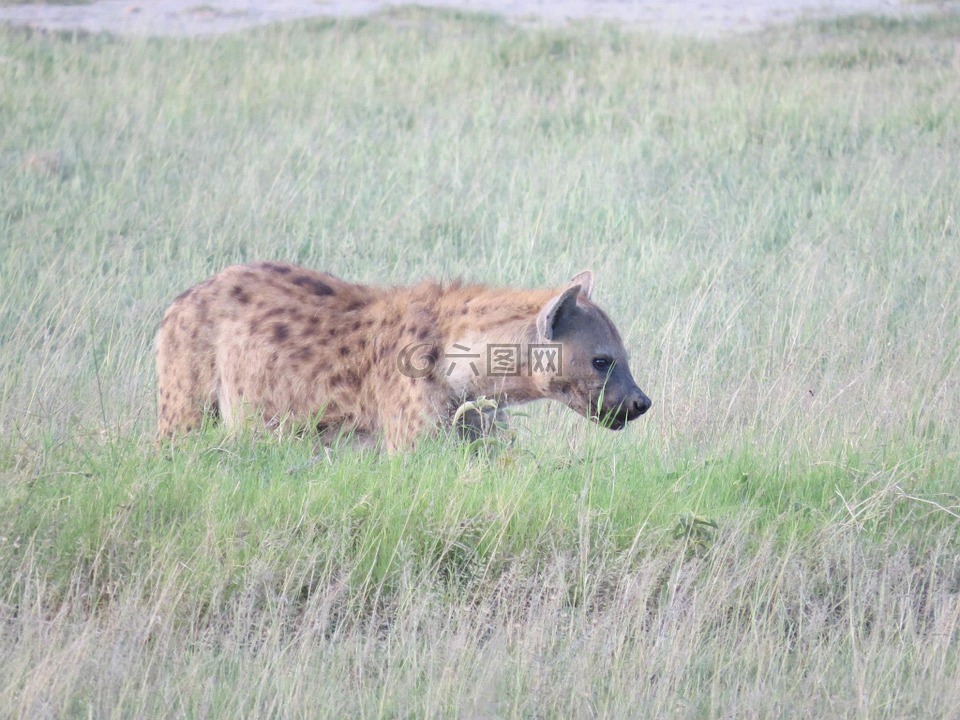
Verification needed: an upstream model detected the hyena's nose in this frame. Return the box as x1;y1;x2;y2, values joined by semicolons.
631;391;651;417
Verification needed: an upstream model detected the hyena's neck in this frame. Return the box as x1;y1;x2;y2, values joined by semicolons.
431;283;560;408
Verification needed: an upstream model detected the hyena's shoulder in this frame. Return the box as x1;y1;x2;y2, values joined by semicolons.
430;282;554;341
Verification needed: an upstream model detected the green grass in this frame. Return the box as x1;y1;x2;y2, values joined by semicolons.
1;8;959;717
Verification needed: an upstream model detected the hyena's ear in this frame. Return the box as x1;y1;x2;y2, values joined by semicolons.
537;284;582;341
569;270;593;299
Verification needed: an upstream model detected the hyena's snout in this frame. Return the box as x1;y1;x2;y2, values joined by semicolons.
600;381;652;430
618;384;652;426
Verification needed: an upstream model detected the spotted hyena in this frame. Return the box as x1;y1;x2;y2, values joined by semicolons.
156;262;651;452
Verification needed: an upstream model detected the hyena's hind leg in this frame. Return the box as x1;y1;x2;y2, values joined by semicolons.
155;309;220;440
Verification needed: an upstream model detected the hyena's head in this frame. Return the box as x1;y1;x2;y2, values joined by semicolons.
535;271;651;430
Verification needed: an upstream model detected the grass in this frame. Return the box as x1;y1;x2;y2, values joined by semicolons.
1;7;959;717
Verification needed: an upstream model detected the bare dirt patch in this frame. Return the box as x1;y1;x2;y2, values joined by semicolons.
0;0;957;37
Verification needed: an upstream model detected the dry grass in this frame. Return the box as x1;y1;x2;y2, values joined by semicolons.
1;9;959;717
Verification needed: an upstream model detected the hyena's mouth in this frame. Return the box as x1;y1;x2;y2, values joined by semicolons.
592;401;649;431
595;411;629;431
579;403;630;431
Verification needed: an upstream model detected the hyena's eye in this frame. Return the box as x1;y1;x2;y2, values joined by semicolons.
592;357;613;373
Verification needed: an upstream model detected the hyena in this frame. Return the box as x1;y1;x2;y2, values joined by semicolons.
156;262;651;452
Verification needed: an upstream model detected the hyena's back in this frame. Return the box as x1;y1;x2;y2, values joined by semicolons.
155;262;383;438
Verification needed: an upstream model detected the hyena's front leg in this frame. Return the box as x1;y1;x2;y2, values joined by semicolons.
377;378;449;453
383;419;429;454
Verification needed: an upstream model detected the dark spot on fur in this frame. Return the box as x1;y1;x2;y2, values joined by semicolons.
416;327;430;340
261;262;291;275
191;327;199;340
329;373;344;387
263;307;285;319
174;287;194;303
300;317;320;338
426;346;440;365
350;320;361;332
345;300;366;312
338;346;350;357
272;323;289;342
230;285;251;304
292;345;313;361
293;275;334;297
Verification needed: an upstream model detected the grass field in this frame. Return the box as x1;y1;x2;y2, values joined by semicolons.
1;8;959;717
